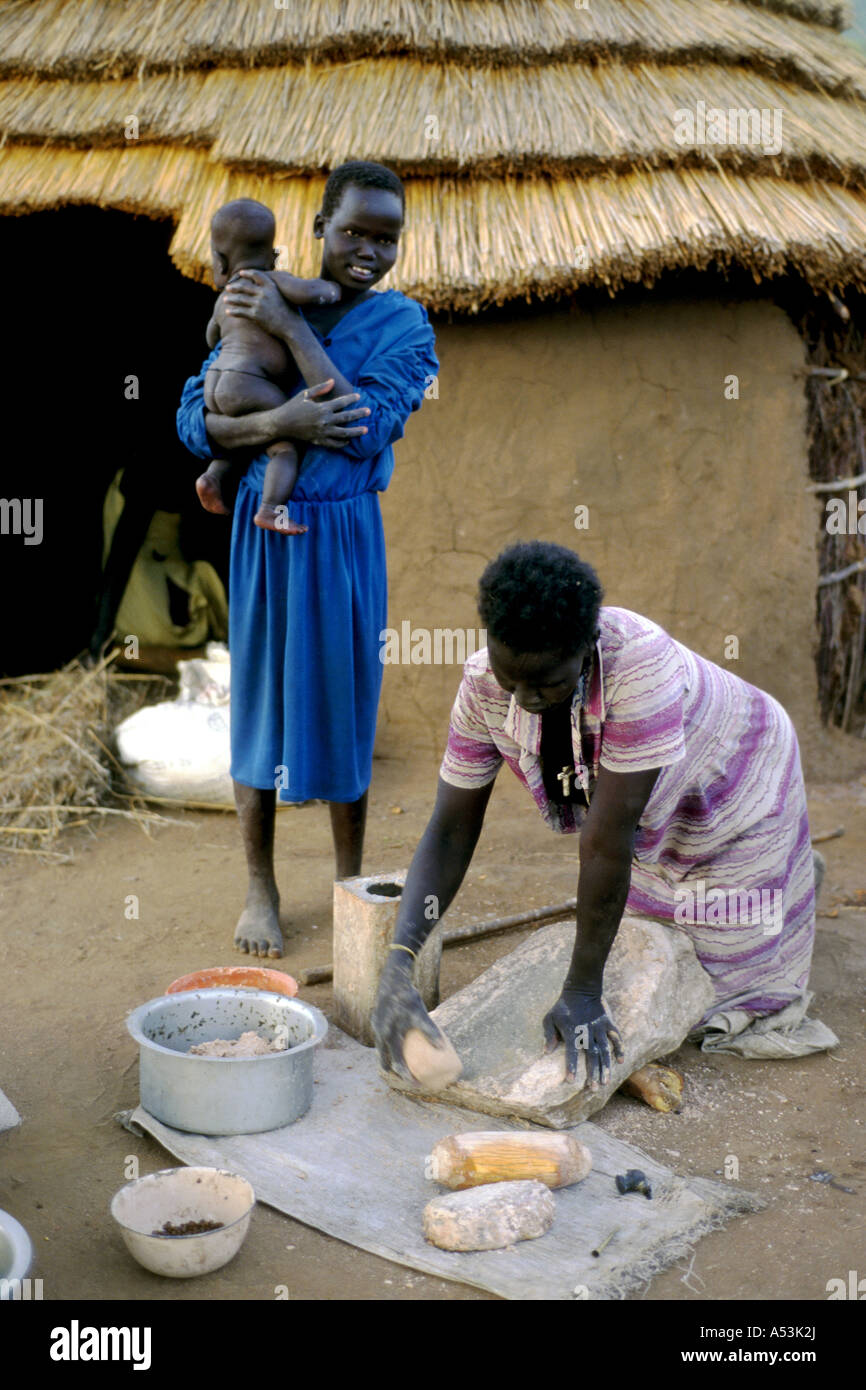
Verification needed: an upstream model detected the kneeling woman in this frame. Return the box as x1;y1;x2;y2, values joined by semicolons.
373;541;817;1089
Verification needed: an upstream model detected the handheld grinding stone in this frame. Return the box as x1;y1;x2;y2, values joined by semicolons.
402;1027;463;1091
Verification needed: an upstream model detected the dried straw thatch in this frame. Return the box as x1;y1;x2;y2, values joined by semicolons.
0;1;857;80
2;0;866;302
5;59;866;182
0;653;175;861
4;143;866;308
1;0;865;734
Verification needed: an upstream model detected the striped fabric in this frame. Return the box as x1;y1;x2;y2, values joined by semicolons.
439;606;815;1024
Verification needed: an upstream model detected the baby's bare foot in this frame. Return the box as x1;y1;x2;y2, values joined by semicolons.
234;893;283;959
196;472;231;515
280;274;341;307
254;503;308;535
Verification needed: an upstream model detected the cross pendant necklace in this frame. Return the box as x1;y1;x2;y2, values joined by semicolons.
557;766;575;797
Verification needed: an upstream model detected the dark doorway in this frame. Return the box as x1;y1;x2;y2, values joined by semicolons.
0;206;228;677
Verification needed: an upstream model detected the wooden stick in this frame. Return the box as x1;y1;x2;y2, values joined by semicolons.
114;790;234;813
0;844;73;860
806;366;852;384
811;826;845;844
842;590;866;733
0;804;170;820
818;558;866;588
299;965;333;986
806;471;866;493
299;898;577;986
443;898;576;944
591;1228;619;1258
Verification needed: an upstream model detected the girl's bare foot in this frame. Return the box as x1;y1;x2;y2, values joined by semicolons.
234;887;283;958
254;503;308;535
196;472;231;515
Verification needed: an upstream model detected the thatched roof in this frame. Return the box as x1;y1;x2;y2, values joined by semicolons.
3;0;866;309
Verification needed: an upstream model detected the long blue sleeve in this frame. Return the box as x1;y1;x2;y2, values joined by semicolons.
339;300;439;462
177;346;220;461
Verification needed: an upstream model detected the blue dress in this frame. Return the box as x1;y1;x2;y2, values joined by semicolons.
177;288;439;802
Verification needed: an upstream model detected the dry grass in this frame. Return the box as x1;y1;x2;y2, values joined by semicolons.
748;0;851;27
3;143;866;306
4;58;866;184
0;0;860;88
0;651;178;861
1;0;865;311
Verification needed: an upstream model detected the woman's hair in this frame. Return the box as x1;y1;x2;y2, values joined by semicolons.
478;542;603;656
321;161;405;219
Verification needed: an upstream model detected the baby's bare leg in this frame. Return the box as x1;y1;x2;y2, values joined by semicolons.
198;369;289;517
196;457;235;516
254;442;308;536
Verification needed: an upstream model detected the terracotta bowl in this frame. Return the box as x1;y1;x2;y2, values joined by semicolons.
165;966;298;998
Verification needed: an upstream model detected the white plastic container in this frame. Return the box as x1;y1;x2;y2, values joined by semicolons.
111;1167;254;1277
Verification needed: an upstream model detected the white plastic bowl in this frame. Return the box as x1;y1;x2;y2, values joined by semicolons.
111;1167;255;1278
0;1210;32;1295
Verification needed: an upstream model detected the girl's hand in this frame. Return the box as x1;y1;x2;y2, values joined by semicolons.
542;988;624;1089
276;380;371;448
223;269;295;339
372;954;441;1082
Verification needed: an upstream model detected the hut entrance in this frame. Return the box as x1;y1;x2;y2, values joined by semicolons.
0;206;226;678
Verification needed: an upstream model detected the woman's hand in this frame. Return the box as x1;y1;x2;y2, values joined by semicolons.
542;988;624;1089
275;380;371;448
372;955;442;1082
223;269;296;339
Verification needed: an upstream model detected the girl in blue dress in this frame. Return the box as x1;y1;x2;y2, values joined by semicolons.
177;161;439;957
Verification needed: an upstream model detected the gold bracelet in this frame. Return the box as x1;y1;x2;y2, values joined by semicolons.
388;943;417;961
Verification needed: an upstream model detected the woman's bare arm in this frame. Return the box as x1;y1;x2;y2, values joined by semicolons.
204;405;282;453
204;380;371;454
372;778;496;1080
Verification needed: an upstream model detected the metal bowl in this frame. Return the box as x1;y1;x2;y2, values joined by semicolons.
0;1210;32;1296
111;1166;254;1278
126;988;327;1134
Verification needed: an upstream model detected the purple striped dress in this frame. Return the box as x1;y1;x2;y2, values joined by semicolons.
439;606;815;1025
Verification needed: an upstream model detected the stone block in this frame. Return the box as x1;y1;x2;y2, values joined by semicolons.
388;914;715;1127
332;870;443;1046
423;1179;555;1251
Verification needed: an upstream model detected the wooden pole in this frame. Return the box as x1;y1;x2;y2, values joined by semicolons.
299;898;577;987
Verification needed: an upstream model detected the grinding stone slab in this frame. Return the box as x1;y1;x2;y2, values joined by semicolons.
387;915;715;1128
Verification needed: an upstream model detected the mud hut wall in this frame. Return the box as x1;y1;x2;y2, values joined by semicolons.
377;297;817;762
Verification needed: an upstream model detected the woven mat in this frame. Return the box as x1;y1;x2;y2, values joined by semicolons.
123;1027;762;1300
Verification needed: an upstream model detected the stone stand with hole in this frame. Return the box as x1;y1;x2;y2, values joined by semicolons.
332;870;443;1046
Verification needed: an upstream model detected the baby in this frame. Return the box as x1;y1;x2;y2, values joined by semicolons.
196;198;340;534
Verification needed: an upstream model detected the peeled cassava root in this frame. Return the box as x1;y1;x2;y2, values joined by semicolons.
426;1130;592;1190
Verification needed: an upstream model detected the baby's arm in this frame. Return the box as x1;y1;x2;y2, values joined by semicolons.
269;269;341;308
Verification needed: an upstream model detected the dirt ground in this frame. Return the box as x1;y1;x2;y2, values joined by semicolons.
1;751;864;1302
